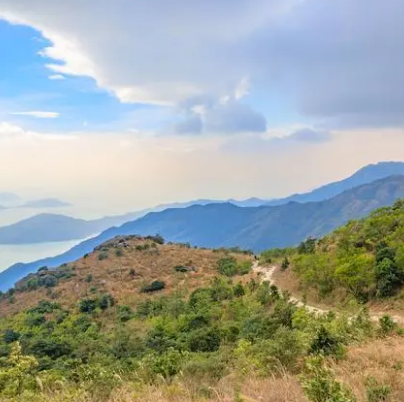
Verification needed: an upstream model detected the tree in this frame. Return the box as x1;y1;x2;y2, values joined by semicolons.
298;238;317;254
281;257;290;271
375;257;403;298
0;342;38;396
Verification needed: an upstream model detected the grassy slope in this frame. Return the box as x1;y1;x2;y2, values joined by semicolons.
1;235;404;402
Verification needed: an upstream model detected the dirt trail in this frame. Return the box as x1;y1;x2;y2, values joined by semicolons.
252;261;404;324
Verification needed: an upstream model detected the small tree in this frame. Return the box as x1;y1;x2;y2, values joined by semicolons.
281;257;290;271
0;342;39;396
301;356;357;402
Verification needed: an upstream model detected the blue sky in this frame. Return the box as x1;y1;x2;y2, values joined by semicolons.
0;20;163;134
0;16;303;136
0;0;403;215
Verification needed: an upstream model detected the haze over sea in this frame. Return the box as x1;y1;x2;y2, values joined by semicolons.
0;207;98;274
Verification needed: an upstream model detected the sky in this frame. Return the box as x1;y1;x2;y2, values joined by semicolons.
0;0;404;218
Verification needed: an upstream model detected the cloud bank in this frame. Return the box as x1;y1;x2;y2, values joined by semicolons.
1;0;403;130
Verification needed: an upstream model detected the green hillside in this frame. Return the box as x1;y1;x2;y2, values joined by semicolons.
0;236;395;402
287;199;404;303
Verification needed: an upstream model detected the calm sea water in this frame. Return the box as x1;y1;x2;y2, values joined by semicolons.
0;207;94;274
0;239;86;273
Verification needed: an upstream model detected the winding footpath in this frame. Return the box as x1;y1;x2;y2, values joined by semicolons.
252;261;404;325
253;261;328;315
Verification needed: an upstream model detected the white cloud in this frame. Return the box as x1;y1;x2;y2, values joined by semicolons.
49;74;65;80
0;121;75;141
0;0;292;106
11;111;60;119
1;0;404;131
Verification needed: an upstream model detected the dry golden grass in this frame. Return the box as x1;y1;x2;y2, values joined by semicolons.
0;238;253;316
94;374;308;402
332;337;404;401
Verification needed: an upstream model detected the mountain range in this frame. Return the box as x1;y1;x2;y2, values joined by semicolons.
1;161;403;245
1;173;404;291
265;161;404;205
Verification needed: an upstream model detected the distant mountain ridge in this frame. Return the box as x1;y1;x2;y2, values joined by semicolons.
17;198;71;209
266;161;404;206
2;161;404;245
2;174;404;291
0;198;268;245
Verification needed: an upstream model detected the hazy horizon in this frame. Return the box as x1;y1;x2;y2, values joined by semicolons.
1;1;404;219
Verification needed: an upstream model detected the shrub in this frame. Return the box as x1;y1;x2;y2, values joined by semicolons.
141;281;166;293
187;327;221;352
233;283;245;297
378;315;397;336
28;300;60;314
148;234;165;245
298;238;317;255
141;348;184;382
301;356;357;402
4;329;20;344
79;298;98;313
281;257;290;271
174;265;190;273
0;343;39;397
98;251;109;261
25;314;46;328
29;338;72;359
218;257;252;277
118;305;133;322
115;249;123;257
85;274;93;283
218;257;238;276
310;326;344;357
40;274;59;288
237;261;252;275
98;294;115;310
37;266;48;272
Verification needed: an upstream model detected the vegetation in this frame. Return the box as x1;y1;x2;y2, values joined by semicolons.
217;257;252;277
289;200;404;301
0;234;402;401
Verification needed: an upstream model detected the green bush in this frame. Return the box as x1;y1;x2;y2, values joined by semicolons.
174;265;191;273
218;257;238;276
187;327;221;352
118;305;133;322
4;329;20;344
79;298;98;313
98;252;109;261
141;348;184;382
301;356;357;402
218;257;252;277
141;281;166;293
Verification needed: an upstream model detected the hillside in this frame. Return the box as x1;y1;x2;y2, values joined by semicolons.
266;161;404;206
0;236;399;402
3;175;404;292
279;197;404;305
0;236;252;316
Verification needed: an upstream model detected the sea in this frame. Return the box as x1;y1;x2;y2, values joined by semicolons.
0;207;91;274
